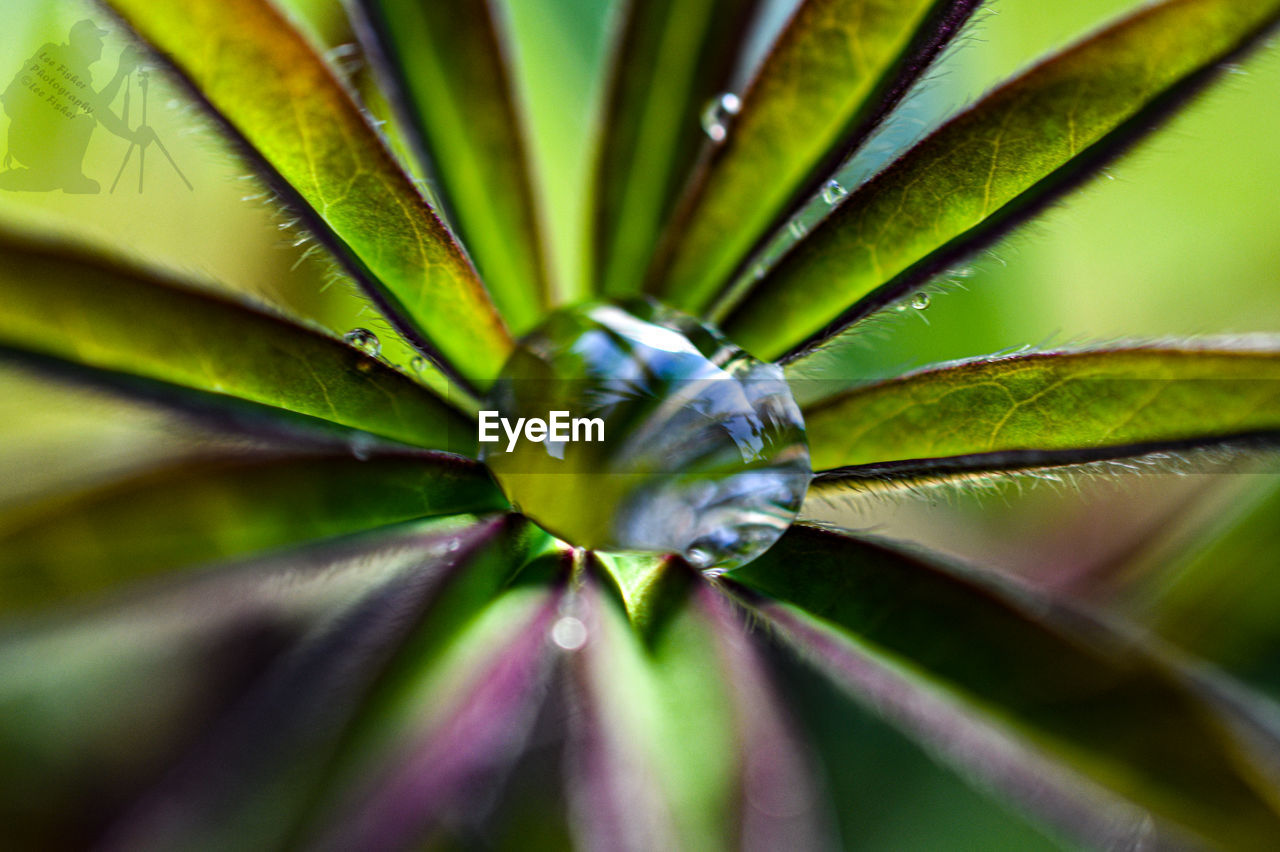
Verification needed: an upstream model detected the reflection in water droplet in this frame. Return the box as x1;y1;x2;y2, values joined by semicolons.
344;328;381;358
701;92;741;143
482;301;810;571
552;616;589;651
820;179;848;205
911;292;930;310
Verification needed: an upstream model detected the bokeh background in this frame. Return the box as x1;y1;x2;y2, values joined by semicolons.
1;0;1279;847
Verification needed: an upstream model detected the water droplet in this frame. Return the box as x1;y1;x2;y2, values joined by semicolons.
910;292;930;310
820;179;848;205
551;616;588;651
409;355;426;372
343;328;381;358
788;219;808;239
350;433;376;461
701;92;741;143
482;301;811;571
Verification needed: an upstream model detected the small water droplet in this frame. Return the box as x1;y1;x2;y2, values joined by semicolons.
409;355;426;372
788;219;807;239
820;179;848;205
701;92;741;143
350;433;376;461
910;292;930;310
551;616;588;651
684;546;714;567
344;328;381;358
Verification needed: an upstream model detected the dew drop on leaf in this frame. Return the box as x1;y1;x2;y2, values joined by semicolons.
701;92;741;143
820;179;848;205
343;328;381;358
911;292;931;310
481;301;811;571
409;355;426;372
551;616;588;651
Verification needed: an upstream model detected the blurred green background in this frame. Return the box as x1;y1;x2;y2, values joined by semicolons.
2;0;1279;848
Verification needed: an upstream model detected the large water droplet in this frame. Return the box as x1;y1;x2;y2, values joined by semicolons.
701;92;741;144
481;301;810;571
343;328;381;358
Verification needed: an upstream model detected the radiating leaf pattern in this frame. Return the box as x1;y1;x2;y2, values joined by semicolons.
0;516;530;850
0;452;506;614
102;0;513;384
592;0;761;298
0;0;1277;848
725;0;1280;358
653;0;980;314
353;0;550;332
729;524;1280;848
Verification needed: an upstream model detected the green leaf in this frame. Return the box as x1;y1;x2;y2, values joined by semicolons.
591;0;762;298
1131;478;1280;676
0;231;472;454
352;0;550;332
723;0;1280;359
294;535;561;849
568;559;740;849
0;450;507;614
651;0;980;314
803;348;1280;490
101;0;513;385
0;516;482;851
96;516;550;851
729;524;1280;848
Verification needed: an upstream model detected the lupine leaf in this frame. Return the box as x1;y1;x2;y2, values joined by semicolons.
351;0;550;332
0;232;472;454
592;0;762;298
0;450;507;614
725;0;1280;359
567;559;740;849
101;0;513;385
728;524;1280;848
296;538;562;850
1132;479;1280;677
0;517;483;851
97;516;548;851
803;348;1280;492
652;0;980;314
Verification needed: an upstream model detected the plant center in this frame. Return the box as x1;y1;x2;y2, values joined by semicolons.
480;300;811;570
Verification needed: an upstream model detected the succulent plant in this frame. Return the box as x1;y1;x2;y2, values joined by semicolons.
3;0;1280;848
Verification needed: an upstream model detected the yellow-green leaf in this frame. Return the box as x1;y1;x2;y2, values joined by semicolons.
102;0;512;383
0;231;472;454
592;0;762;298
353;0;550;332
652;0;979;314
725;0;1280;359
803;348;1280;487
